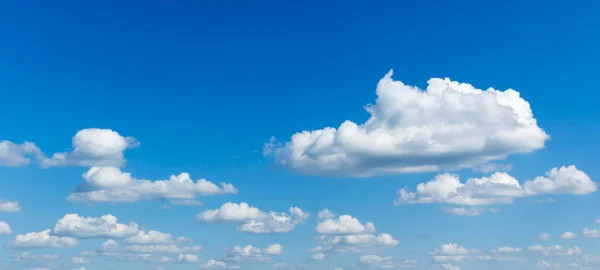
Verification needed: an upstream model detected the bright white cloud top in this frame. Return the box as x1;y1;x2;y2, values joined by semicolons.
52;214;139;238
9;230;79;248
41;128;139;168
395;165;595;207
271;71;549;176
67;166;237;203
197;202;309;234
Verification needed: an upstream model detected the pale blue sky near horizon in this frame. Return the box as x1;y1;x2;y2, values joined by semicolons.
1;1;599;269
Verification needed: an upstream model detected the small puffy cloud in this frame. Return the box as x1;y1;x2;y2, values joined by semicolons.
271;71;549;177
265;244;283;255
492;246;522;253
431;244;478;262
41;128;139;168
311;253;325;261
201;259;238;268
0;221;12;234
358;254;416;268
582;228;600;238
0;200;22;212
100;239;119;252
539;233;552;240
9;230;79;248
395;166;595;207
443;208;485;216
178;253;200;263
68;166;237;203
197;202;309;234
315;215;375;235
0;140;42;167
126;230;173;245
53;214;139;238
126;244;202;253
440;264;461;270
225;244;282;261
528;245;564;256
536;260;560;269
318;209;335;219
72;257;89;264
561;232;577;240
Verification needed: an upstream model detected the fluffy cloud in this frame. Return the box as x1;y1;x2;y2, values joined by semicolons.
0;140;42;167
41;128;138;168
68;166;237;203
197;202;309;234
0;221;12;234
315;215;376;235
271;71;549;177
201;259;238;268
443;208;486;216
311;253;325;261
178;253;200;263
358;254;416;268
582;228;600;238
100;239;119;252
72;257;89;264
561;232;577;240
0;200;22;212
539;233;552;240
492;246;522;253
11;252;59;262
53;214;139;238
431;244;478;262
9;230;79;248
225;244;282;261
536;260;560;268
314;212;398;253
395;166;595;207
126;230;173;245
126;244;202;253
527;244;583;257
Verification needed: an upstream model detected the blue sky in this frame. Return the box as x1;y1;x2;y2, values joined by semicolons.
1;1;600;269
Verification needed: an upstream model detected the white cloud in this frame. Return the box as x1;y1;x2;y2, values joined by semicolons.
311;253;325;261
100;239;119;251
201;259;238;268
9;230;79;248
197;202;309;234
440;264;461;270
561;232;577;240
68;166;237;203
126;244;202;253
225;244;281;261
539;233;552;240
41;128;139;168
473;163;514;174
0;200;22;212
443;208;485;216
11;252;59;262
126;230;173;245
271;71;549;177
582;228;600;238
528;245;564;256
178;253;200;263
315;215;376;235
0;140;42;167
318;208;335;219
0;221;12;234
395;166;595;207
536;260;560;268
431;244;478;262
265;244;283;255
358;254;416;268
53;214;139;238
72;257;88;264
492;246;522;253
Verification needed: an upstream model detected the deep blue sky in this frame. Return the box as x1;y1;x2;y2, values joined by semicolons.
1;1;599;270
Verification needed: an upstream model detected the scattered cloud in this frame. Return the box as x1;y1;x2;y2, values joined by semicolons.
9;230;79;248
539;233;552;240
395;166;595;207
41;128;139;168
561;232;577;240
310;253;325;261
200;259;239;268
0;140;42;167
0;221;12;234
443;208;485;216
0;200;22;212
68;166;237;203
197;202;309;234
224;244;282;261
358;254;416;268
177;253;200;263
271;71;549;177
53;214;139;238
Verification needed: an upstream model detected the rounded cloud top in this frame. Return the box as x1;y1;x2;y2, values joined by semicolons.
272;70;549;177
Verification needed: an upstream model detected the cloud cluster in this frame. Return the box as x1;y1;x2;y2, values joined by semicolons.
224;244;283;261
395;166;595;207
53;214;139;238
0;200;22;212
430;244;479;262
68;166;237;203
0;140;42;167
313;210;398;253
41;128;139;168
358;254;416;268
197;202;309;234
271;71;549;177
9;230;79;248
